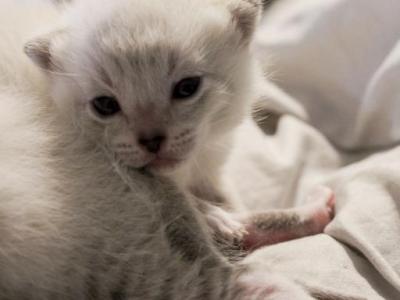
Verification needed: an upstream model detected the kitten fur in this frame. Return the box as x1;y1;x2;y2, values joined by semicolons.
0;0;315;299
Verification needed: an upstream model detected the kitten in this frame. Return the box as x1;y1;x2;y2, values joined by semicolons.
0;0;335;298
0;1;322;298
24;0;334;251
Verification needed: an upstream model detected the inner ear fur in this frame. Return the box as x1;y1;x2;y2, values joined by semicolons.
229;0;262;42
24;29;66;71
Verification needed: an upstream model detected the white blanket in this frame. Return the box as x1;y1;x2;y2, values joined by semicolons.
225;0;400;298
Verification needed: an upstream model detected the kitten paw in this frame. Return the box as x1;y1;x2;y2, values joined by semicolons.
302;185;335;233
206;205;247;242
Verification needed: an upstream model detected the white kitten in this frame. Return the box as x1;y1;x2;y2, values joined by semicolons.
0;0;335;298
25;0;335;247
0;0;320;299
24;0;266;239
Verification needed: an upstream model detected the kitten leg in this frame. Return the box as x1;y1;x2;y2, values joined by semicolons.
241;186;335;251
196;181;334;251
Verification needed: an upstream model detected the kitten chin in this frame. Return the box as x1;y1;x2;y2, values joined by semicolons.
146;158;184;172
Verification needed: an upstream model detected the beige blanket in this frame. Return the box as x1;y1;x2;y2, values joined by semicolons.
224;0;400;298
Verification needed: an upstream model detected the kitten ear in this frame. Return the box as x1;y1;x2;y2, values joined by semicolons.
24;29;66;71
228;0;262;42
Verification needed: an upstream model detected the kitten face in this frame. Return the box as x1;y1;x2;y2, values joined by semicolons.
26;0;260;174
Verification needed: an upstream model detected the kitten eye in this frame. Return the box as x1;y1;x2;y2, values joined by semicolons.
91;96;121;117
172;77;202;100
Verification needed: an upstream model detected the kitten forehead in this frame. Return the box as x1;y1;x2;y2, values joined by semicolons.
94;27;184;76
65;0;238;100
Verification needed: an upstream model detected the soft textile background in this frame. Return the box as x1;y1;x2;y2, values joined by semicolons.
256;0;400;150
225;0;400;298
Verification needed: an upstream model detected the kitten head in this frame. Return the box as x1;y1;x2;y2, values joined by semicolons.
25;0;261;173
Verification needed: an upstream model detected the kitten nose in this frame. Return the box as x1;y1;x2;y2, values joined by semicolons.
138;134;165;153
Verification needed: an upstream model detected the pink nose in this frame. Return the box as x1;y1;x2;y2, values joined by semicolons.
138;134;165;153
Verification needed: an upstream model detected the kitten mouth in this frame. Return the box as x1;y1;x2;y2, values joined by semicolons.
146;157;183;171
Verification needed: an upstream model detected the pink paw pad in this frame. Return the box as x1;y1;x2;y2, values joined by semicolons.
303;186;335;233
